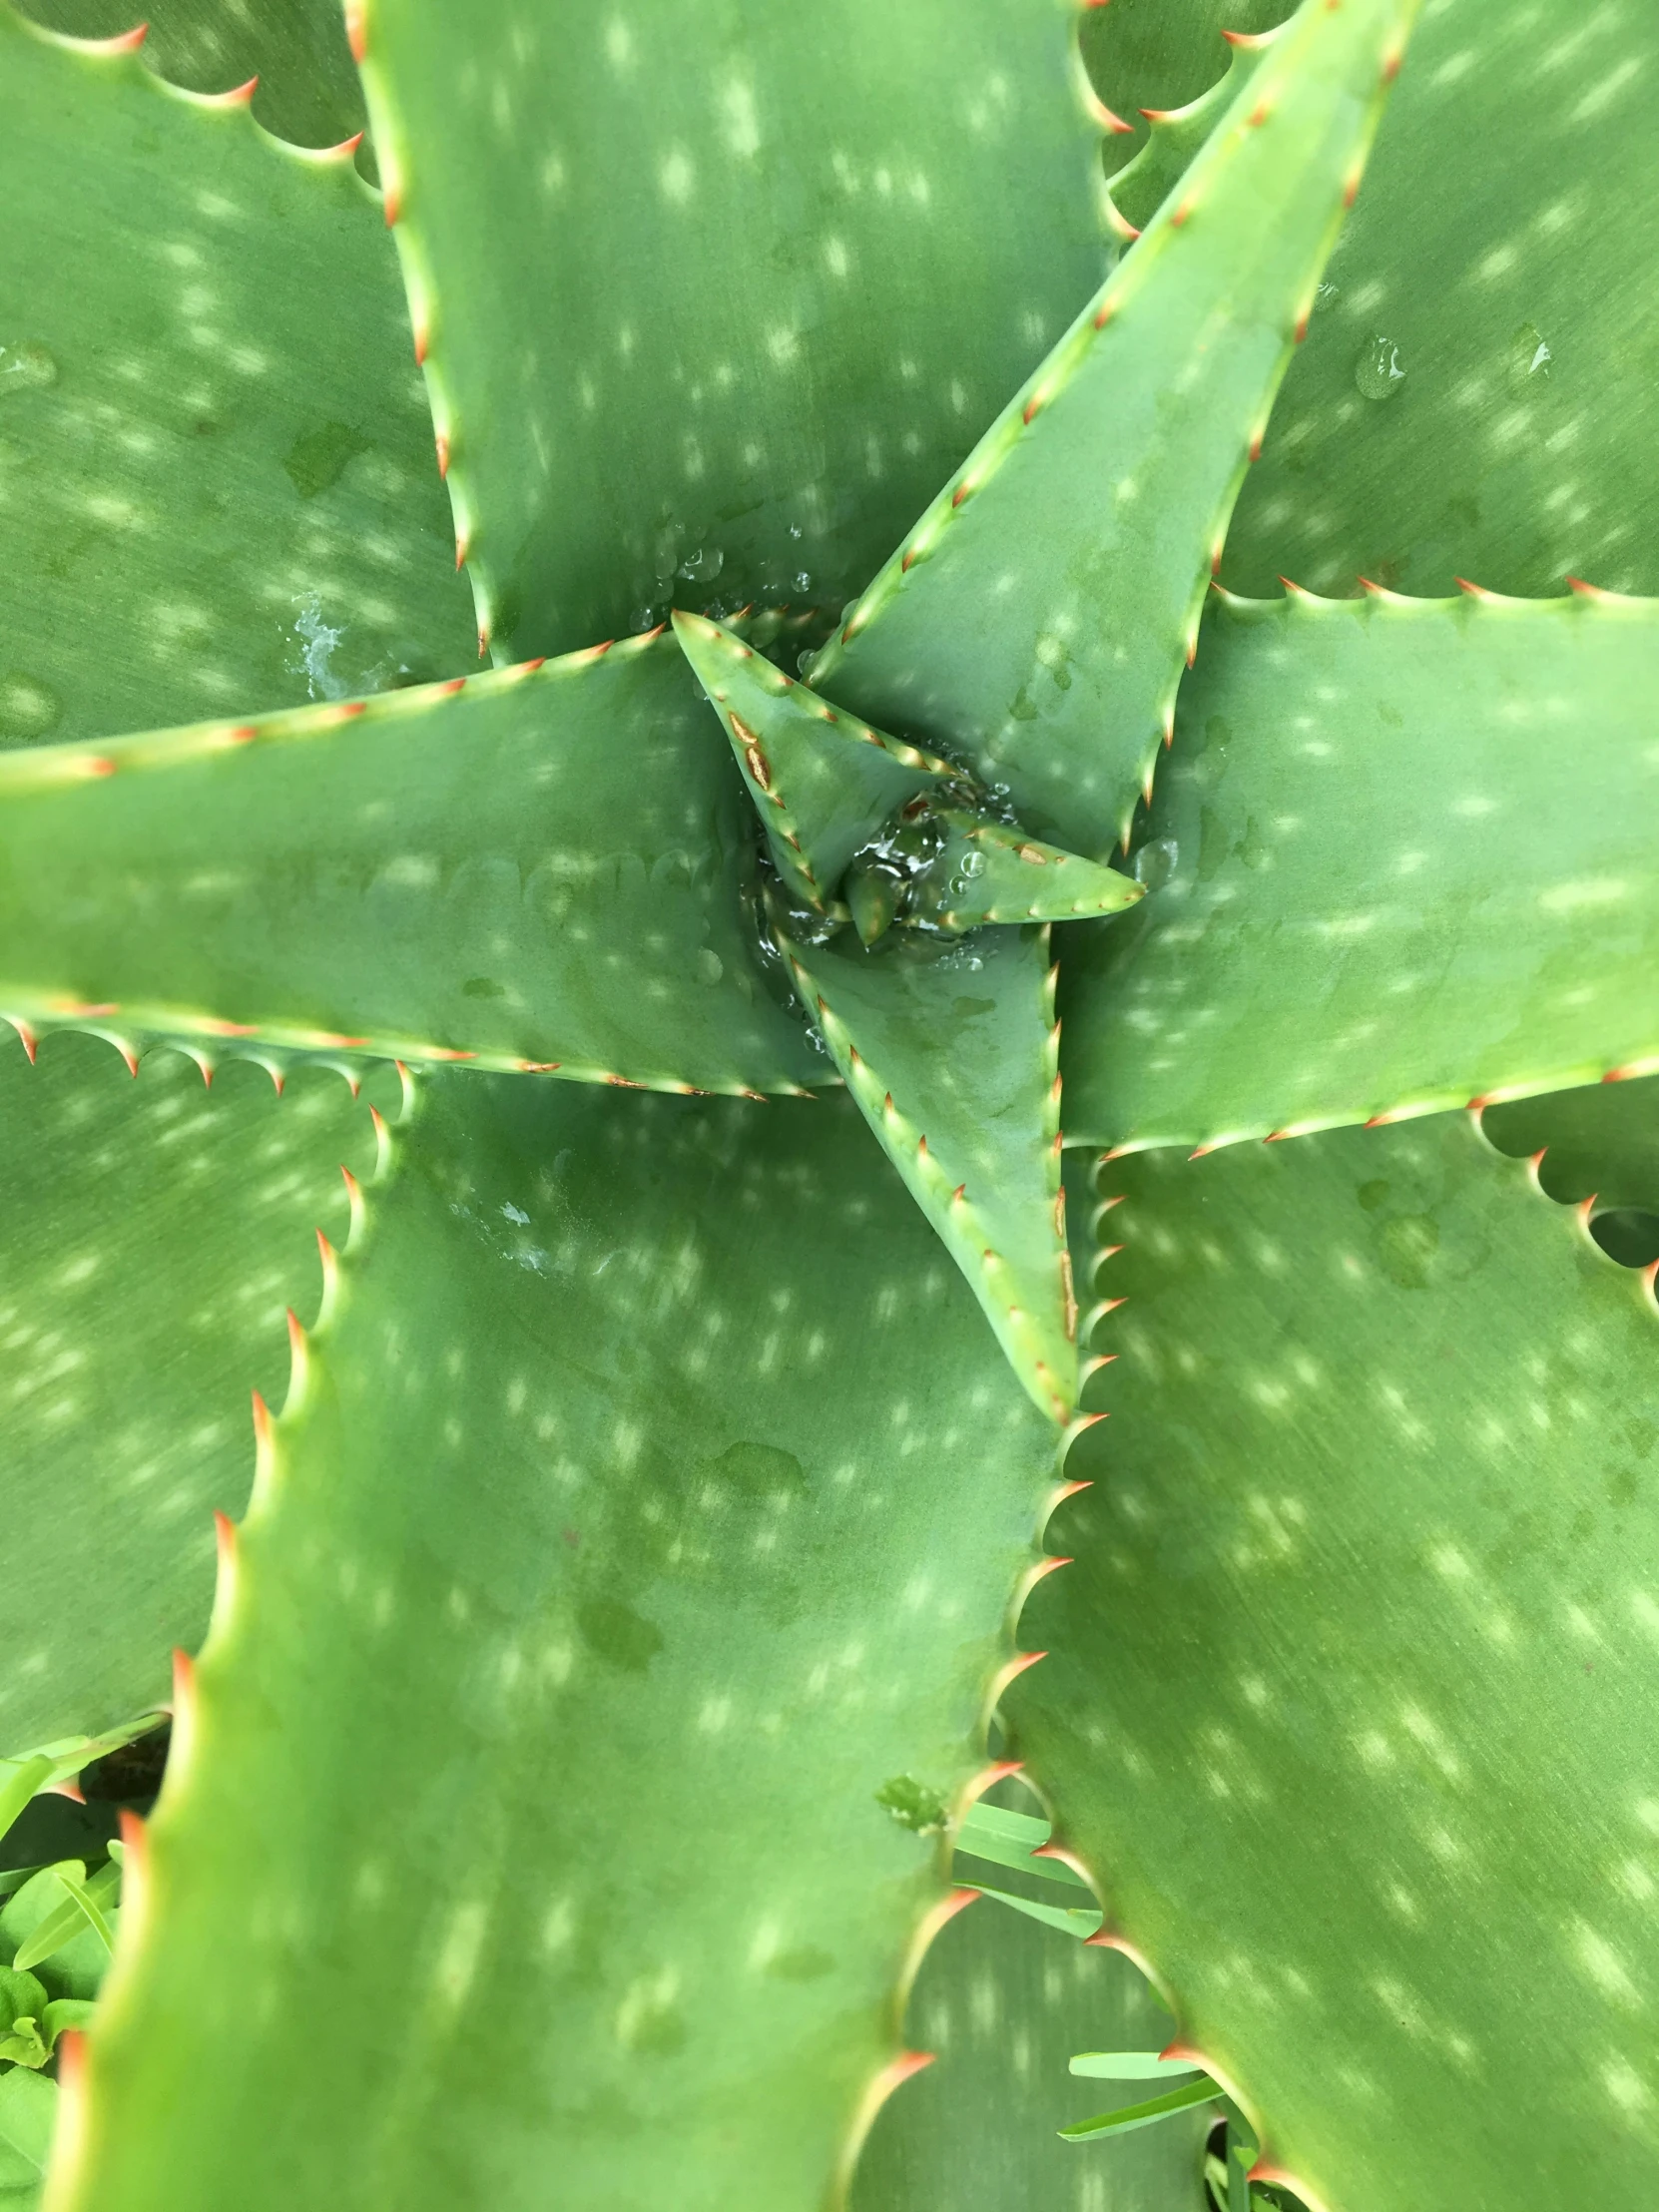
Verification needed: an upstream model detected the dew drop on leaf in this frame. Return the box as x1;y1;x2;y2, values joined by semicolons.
1355;335;1407;402
1132;836;1179;892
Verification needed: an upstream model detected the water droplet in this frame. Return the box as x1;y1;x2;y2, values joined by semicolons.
0;672;63;742
787;523;803;540
677;544;724;583
1132;836;1178;892
795;648;818;677
1355;335;1406;402
287;592;347;702
1506;320;1552;395
695;948;723;985
959;848;986;879
793;571;812;593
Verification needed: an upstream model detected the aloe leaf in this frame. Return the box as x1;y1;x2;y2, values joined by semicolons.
0;1031;385;1753
0;635;827;1095
1080;0;1292;191
1482;1076;1659;1216
1228;3;1659;597
0;2067;55;2196
1063;588;1659;1152
852;1886;1208;2211
1013;1110;1659;2207
19;0;366;150
0;9;471;749
1109;37;1268;236
59;1080;1057;2211
904;817;1143;933
810;0;1416;859
1060;2076;1221;2143
782;926;1075;1421
351;0;1112;662
672;613;950;911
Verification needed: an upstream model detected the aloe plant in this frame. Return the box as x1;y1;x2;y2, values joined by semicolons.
2;0;1657;2206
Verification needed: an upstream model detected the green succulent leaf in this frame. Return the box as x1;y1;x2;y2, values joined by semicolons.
0;2067;55;2200
0;1031;385;1755
1108;37;1267;236
1079;0;1292;187
673;612;950;911
1482;1075;1659;1216
810;0;1416;858
58;1080;1057;2212
0;6;471;749
1063;589;1659;1151
1227;1;1659;597
19;0;366;150
852;1876;1209;2211
783;925;1076;1421
352;0;1112;663
1014;1110;1659;2209
0;637;824;1096
904;816;1143;933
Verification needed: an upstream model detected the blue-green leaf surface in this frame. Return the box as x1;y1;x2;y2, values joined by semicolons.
0;6;472;747
673;612;949;910
1227;0;1659;598
1062;590;1659;1151
0;1033;387;1757
784;926;1076;1421
811;0;1417;857
57;1082;1058;2212
353;0;1112;662
1014;1113;1659;2209
0;638;823;1095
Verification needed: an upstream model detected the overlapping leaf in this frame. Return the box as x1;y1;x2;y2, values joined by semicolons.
811;0;1416;857
1226;0;1659;597
1013;1111;1659;2209
19;0;365;149
853;1840;1209;2211
0;636;823;1095
1080;0;1292;194
353;0;1112;663
0;7;471;748
784;926;1075;1421
673;611;950;911
1062;590;1659;1151
0;1033;386;1758
1483;1076;1659;1216
59;1081;1057;2212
